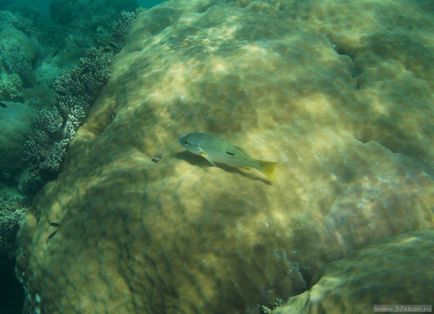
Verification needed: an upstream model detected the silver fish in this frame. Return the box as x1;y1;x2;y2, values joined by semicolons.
179;132;276;181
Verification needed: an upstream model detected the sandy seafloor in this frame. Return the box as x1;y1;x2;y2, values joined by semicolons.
16;0;434;313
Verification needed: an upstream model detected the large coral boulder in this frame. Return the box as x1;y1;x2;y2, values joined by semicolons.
16;0;434;313
273;230;434;314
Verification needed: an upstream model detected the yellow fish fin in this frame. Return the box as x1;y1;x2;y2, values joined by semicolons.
257;160;277;182
200;152;216;166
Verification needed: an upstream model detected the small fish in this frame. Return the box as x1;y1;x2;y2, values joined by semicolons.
47;230;58;241
179;132;276;181
0;102;7;108
152;154;163;163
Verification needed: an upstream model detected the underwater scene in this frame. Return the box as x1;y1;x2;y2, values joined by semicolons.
0;0;433;313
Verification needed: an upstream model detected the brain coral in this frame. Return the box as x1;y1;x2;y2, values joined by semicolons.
16;0;434;313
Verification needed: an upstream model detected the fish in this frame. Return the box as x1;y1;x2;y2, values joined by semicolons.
47;230;58;241
179;132;276;181
151;154;163;163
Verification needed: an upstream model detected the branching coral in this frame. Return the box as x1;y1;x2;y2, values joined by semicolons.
19;6;138;194
109;10;139;52
0;10;33;35
0;199;26;258
53;48;113;113
0;13;39;100
20;48;113;194
0;39;35;86
23;108;64;172
0;73;23;101
0;11;18;30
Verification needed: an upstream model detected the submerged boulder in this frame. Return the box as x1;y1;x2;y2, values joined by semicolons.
16;0;434;313
273;230;434;314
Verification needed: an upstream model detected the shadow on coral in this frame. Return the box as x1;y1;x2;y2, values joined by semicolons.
0;253;24;314
174;151;270;184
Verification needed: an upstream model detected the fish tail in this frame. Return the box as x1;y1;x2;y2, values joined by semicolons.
257;160;277;182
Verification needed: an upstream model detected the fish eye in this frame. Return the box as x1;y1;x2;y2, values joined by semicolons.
184;140;188;144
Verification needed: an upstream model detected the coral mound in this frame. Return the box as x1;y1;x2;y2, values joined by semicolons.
17;0;434;313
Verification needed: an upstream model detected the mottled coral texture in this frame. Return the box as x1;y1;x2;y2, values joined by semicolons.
272;230;434;314
0;199;25;258
0;11;38;101
17;0;433;313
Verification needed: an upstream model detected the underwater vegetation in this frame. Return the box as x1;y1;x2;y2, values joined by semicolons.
0;5;139;192
0;9;138;271
0;1;142;313
0;3;138;240
20;46;114;194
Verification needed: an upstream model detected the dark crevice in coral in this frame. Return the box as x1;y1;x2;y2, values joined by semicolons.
298;264;314;290
337;48;361;73
330;42;363;90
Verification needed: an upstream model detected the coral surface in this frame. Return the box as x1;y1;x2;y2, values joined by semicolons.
16;0;434;313
272;230;434;314
0;199;26;258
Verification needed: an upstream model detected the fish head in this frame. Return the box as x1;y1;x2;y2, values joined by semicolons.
179;133;202;155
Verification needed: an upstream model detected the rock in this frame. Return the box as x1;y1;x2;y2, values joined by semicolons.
16;1;434;313
272;230;434;314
